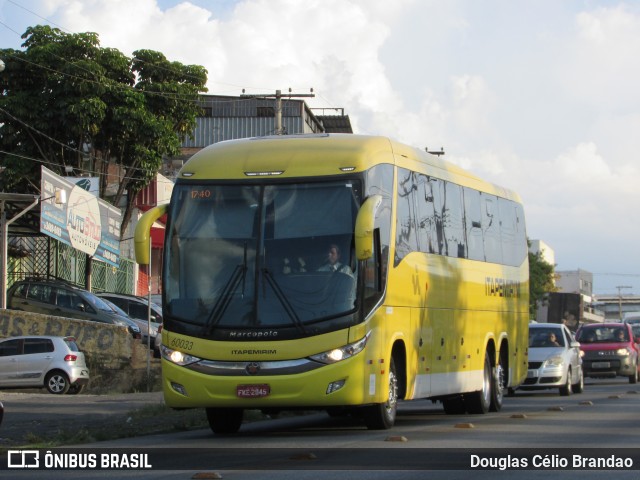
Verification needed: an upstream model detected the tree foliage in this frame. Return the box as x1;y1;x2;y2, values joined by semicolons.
0;25;207;235
528;241;557;318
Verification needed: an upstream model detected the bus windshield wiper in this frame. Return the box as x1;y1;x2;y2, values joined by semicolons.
261;268;307;334
202;243;248;335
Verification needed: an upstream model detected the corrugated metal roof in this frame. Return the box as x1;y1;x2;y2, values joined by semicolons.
317;115;353;134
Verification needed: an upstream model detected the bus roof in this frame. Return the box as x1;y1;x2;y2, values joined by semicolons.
178;134;521;202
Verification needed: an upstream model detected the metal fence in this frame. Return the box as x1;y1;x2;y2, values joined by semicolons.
7;236;136;294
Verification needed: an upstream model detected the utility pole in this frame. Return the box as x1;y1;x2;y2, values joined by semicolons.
616;285;632;320
241;88;315;135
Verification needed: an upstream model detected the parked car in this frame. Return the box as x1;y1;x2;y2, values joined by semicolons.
0;336;90;394
96;293;161;347
575;323;640;383
96;293;162;324
6;278;141;339
101;298;151;344
520;322;584;396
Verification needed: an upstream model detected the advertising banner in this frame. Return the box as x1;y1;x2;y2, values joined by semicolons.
40;166;121;267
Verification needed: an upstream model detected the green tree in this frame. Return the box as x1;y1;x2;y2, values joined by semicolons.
0;25;207;235
528;241;557;318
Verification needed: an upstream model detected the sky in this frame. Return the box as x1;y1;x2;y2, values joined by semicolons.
1;0;639;296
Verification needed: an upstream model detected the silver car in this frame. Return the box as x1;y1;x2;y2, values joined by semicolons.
520;323;584;396
0;336;90;394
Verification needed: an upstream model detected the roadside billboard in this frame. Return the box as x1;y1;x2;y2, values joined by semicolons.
40;166;121;267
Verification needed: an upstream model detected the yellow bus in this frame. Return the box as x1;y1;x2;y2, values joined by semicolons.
135;134;529;433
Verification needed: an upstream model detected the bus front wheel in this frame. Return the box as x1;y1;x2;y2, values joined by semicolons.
363;358;398;430
206;407;244;434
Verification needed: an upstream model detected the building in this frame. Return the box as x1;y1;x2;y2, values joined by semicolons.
593;294;640;321
529;239;555;270
529;241;605;327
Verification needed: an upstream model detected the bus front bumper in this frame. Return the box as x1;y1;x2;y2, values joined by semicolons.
160;355;380;409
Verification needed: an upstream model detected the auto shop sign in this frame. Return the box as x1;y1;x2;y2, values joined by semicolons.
40;166;121;267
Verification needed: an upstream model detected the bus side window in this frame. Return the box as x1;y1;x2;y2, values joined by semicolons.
442;182;465;258
463;187;485;261
483;195;502;264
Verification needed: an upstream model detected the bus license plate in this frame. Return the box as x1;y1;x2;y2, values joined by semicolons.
237;384;270;398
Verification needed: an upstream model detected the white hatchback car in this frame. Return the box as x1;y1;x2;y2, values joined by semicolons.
520;323;584;396
0;336;90;394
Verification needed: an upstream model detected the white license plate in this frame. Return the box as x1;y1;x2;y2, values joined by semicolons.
237;384;270;398
591;361;611;369
527;370;538;378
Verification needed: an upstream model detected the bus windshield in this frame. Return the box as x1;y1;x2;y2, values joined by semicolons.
164;180;361;333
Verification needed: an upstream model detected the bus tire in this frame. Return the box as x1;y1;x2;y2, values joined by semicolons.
490;350;506;412
442;395;466;415
206;407;244;434
363;358;398;430
466;353;492;414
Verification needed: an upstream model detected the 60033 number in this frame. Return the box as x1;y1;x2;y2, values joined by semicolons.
170;338;194;350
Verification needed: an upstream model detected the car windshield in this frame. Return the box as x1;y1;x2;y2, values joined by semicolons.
529;328;565;348
164;180;361;332
577;326;628;343
103;299;129;317
85;293;116;313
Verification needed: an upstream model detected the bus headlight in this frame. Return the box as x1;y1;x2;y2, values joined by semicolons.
161;345;201;366
309;333;370;365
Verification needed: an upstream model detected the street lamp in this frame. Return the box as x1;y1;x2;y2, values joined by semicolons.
616;285;632;321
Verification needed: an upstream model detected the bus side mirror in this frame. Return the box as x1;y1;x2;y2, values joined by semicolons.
355;195;382;260
134;204;168;265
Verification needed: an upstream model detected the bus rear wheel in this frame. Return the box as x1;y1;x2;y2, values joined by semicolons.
490;351;506;412
466;353;492;414
206;407;244;434
363;358;398;430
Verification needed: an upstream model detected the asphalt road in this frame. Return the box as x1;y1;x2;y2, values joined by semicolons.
0;390;166;447
1;378;640;479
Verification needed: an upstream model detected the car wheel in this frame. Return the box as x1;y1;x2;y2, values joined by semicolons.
572;367;584;394
363;357;398;429
629;363;639;384
45;371;70;394
559;368;573;396
206;408;244;434
466;352;492;414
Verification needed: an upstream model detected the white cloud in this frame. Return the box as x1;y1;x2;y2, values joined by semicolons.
564;5;640;110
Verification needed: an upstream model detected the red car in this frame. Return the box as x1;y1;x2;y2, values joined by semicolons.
576;323;640;383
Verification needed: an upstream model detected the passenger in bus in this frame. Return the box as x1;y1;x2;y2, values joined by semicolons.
317;244;353;276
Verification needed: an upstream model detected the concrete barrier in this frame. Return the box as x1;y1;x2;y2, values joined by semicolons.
0;309;159;392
